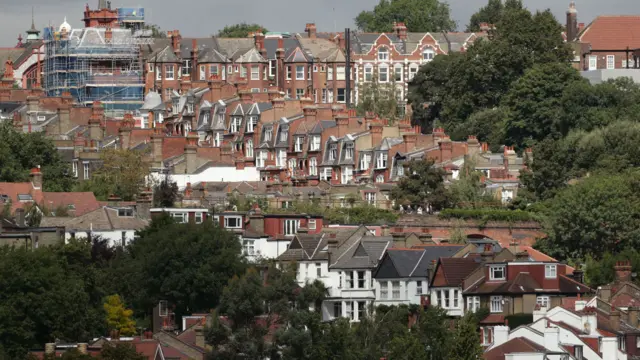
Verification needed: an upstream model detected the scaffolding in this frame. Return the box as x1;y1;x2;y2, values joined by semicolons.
43;27;153;115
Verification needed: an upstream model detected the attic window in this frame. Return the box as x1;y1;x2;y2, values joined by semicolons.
37;115;46;121
490;265;505;281
17;194;33;202
117;208;134;217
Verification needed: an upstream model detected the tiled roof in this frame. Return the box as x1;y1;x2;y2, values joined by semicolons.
42;192;100;216
40;206;148;231
0;181;42;213
432;257;480;287
579;16;640;50
484;337;546;360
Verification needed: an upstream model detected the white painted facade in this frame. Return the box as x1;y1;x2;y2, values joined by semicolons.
296;260;330;286
429;286;464;316
374;278;427;306
148;166;260;190
243;237;290;262
65;229;137;247
322;268;375;322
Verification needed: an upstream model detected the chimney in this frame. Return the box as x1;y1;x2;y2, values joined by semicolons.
533;304;547;323
57;106;71;135
303;106;317;123
195;325;205;349
254;31;265;52
136;190;153;220
610;310;621;332
151;127;165;169
272;97;285;119
109;329;120;341
208;75;223;102
170;30;181;55
630;307;639;328
89;102;103;140
581;307;598;335
503;146;517;167
615;260;632;282
543;326;559;351
432;127;445;143
77;343;88;355
493;325;509;348
249;204;265;234
370;123;383;147
574;300;587;312
336;114;349;137
185;132;199;174
26;96;39;113
15;208;25;227
515;251;530;261
298;226;309;234
105;27;112;42
393;22;408;40
239;89;252;103
267;85;280;101
30;166;42;189
305;23;317;39
276;38;285;88
191;39;199;82
119;113;134;149
107;194;122;207
439;137;452;161
467;135;481;158
601;337;619;360
572;268;584;284
327;234;338;265
403;133;417;153
566;1;578;42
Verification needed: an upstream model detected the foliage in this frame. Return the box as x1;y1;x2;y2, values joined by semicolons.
447;158;501;209
99;342;146;360
270;200;398;225
466;0;523;31
152;176;179;208
450;313;484;360
583;250;640;288
356;68;402;123
143;24;167;38
504;313;533;329
355;0;456;33
217;23;267;38
227;193;269;212
438;208;538;222
390;158;449;210
103;295;136;336
75;148;150;201
0;122;74;192
536;172;640;260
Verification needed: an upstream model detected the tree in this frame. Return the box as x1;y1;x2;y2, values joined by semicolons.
355;0;456;33
152;176;179;207
390;159;449;211
502;63;586;148
99;342;145;360
466;0;504;31
0;122;74;192
356;68;402;123
447;158;501;209
103;295;136;336
449;313;484;360
143;24;167;38
217;23;267;38
76;148;150;201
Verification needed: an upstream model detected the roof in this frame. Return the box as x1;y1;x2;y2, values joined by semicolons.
484;337;547;360
40;206;148;232
579;16;640;50
42;192;100;216
375;249;428;279
330;236;390;269
431;257;481;287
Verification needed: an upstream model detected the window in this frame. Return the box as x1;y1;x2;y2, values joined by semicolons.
117;208;134;217
416;281;423;295
378;47;389;61
365;192;376;206
230;117;242;133
286;66;292;80
575;345;583;360
443;290;450;308
392;281;401;299
434;291;439;307
309;157;318;176
224;216;242;229
379;66;388;82
286;89;292;98
251;65;260;80
636;336;640;349
310;136;321;151
607;55;615;69
156;67;161;80
313;65;318;72
358;301;366;320
364;66;373;82
345;271;353;288
490;296;503;313
296;88;304;99
409;64;419;80
329;144;338;160
269;60;276;77
321;89;327;103
536;296;550;309
243;239;255;256
276;149;287;167
308;219;316;230
467;296;480;312
194;212;203;224
256;150;267;167
246;116;258;133
264;127;272;142
376;174;384;183
165;65;174;80
83;162;90;179
422;48;435;61
490;266;506;280
284;219;299;236
588;55;597;70
396;162;405;177
210;64;218;77
376;153;388;168
333;302;341;318
314;263;322;278
545;264;557;278
295;65;305;80
148;63;154;72
336;65;346;80
222;65;227;80
327;66;334;80
246;139;254;158
288;158;297;170
337;88;346;103
360;153;371;170
357;271;366;288
453;289;459;307
199;65;206;80
213;132;222;147
171;212;187;223
187;103;194;113
321;167;332;181
313;89;318;102
380;281;389;299
72;161;78;177
344;143;354;159
346;301;355;320
482;327;492;345
295;137;304;152
341;166;353;184
394;65;403;82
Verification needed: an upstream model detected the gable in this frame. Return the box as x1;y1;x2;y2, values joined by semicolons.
353;243;369;257
374;254;401;279
288;237;303;250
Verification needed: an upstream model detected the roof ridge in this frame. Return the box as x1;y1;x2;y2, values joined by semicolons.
408;249;426;277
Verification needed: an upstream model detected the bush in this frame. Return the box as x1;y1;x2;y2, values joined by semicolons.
438;209;539;222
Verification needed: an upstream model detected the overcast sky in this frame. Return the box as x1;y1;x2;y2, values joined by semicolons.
1;0;639;47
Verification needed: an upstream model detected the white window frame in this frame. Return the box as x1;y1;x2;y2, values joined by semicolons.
364;65;373;82
344;143;354;159
329;144;337;160
182;60;191;76
490;265;506;280
230;117;242;133
243;239;255;256
391;281;401;299
360;153;371;170
327;66;334;80
545;264;557;279
286;66;292;80
376;174;384;183
171;212;187;224
378;65;388;83
296;88;305;99
422;47;435;62
246;139;254;158
310;136;321;151
72;161;78;177
337;88;346;103
195;212;203;224
467;296;480;313
296;65;305;80
336;65;346;80
394;64;403;82
246;116;258;133
536;296;550;309
210;64;218;77
288;158;297;170
416;281;423;295
83;162;90;179
490;296;503;313
264;128;272;142
409;64;419;80
321;89;327;103
380;281;389;299
308;219;316;230
276;149;287;167
376;153;388;169
320;167;332;181
365;192;376;206
284;219;300;236
378;47;389;61
256;150;267;168
213;132;222;147
607;55;615;69
341;166;353;184
164;65;174;80
309;157;318;176
251;65;260;80
269;60;276;77
224;216;242;229
588;55;597;70
199;65;206;80
295;137;304;152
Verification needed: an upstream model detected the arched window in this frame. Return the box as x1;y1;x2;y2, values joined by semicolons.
246;139;254;158
288;158;297;170
376;174;385;183
422;47;435;62
378;47;389;61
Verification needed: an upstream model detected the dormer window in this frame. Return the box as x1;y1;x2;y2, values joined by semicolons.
117;208;134;217
264;128;272;142
214;132;222;147
246;116;258;133
295;137;304;152
279;126;288;142
376;152;388;169
360;153;371;170
202;112;210;125
329;144;338;160
230;117;242;133
545;264;557;278
216;107;225;123
396;161;405;177
490;265;505;281
344;143;354;160
423;48;435;62
187;103;194;113
172;101;178;115
378;47;389;61
310;136;321;151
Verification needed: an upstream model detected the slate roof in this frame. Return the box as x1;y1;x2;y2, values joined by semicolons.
40;206;148;231
330;235;390;269
278;233;327;262
374;249;429;279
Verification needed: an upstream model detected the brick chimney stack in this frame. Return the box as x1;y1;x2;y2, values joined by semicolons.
276;38;285;89
615;260;632;282
191;39;199;82
254;31;265;52
169;30;181;55
30;166;42;190
393;22;407;40
305;23;317;39
566;1;578;42
105;27;112;42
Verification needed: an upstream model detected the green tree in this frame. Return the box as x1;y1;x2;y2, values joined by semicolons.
99;342;145;360
447;158;500;208
390;159;449;210
217;23;267;38
103;295;136;336
449;313;484;360
466;0;504;31
355;0;456;33
143;23;167;38
152;176;179;208
0;122;74;192
356;68;402;123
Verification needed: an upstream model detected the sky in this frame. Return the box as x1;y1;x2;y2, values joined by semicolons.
1;0;639;47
